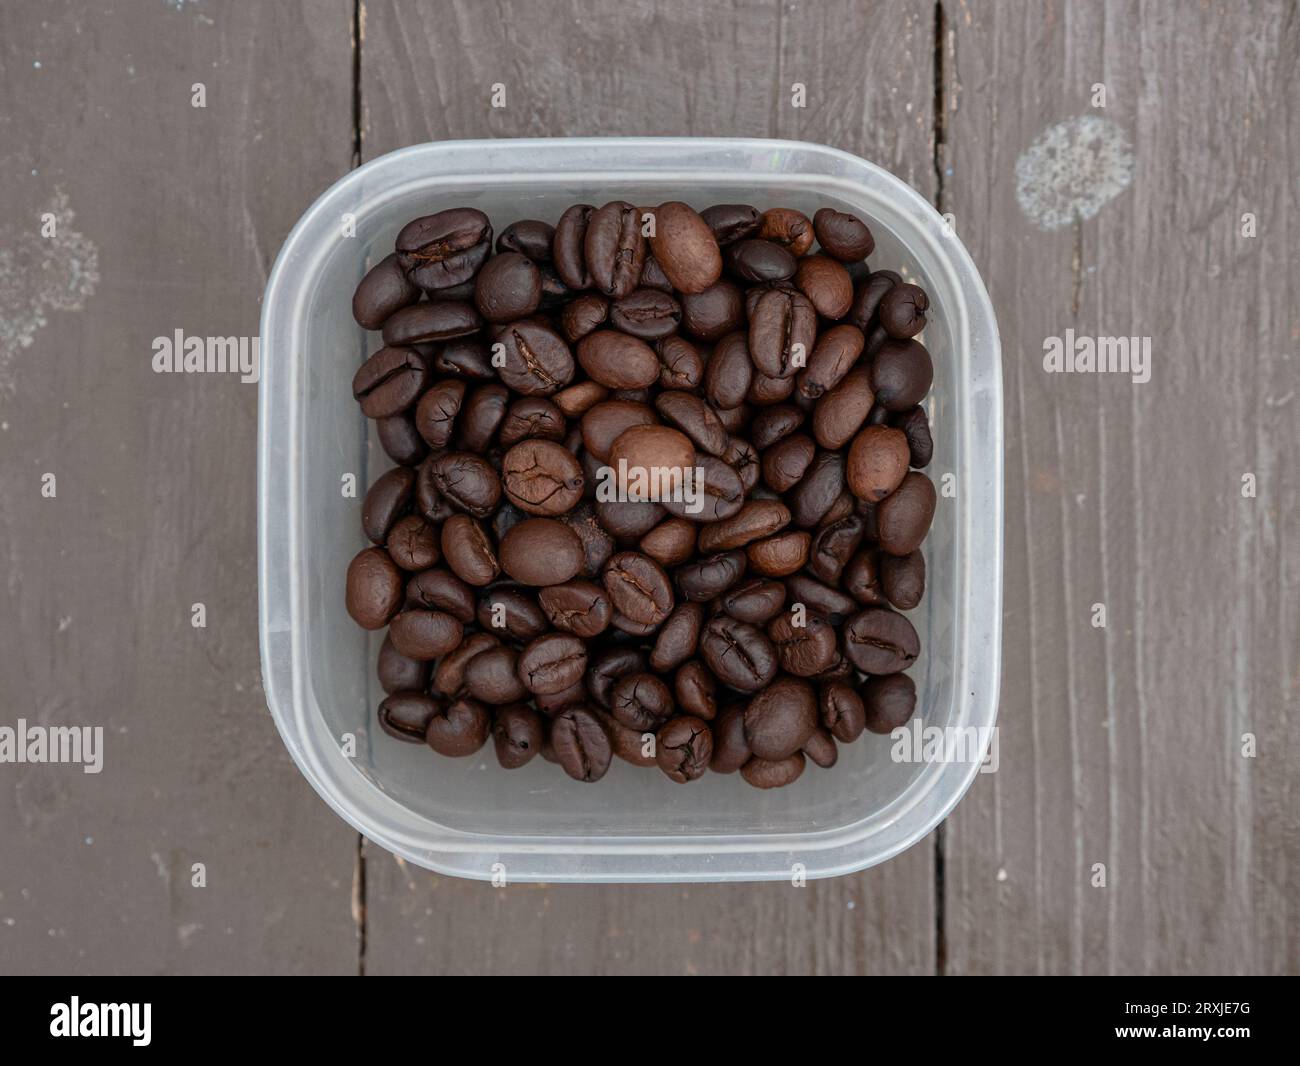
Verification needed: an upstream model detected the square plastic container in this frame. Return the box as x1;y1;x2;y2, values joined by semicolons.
258;138;1002;883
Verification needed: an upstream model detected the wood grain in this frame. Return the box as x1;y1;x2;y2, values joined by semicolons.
0;0;359;974
358;0;939;976
940;0;1299;975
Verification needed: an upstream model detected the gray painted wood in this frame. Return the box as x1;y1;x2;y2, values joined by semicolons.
358;0;939;976
940;0;1299;975
0;0;359;974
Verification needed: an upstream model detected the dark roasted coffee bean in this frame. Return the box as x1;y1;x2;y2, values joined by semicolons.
807;514;865;584
863;673;917;734
550;705;612;782
704;331;754;410
672;661;715;721
499;396;566;447
812;367;874;450
378;692;439;743
819;681;867;743
346;547;403;629
440;514;499;586
353;346;428;418
426;697;491;756
396;208;492;290
497;219;554;261
534;679;590;716
892;405;934;468
493;319;575;396
639;516;697;567
813;208;875;262
654;334;705;390
700;614;777;692
608;425;696;494
799;323;865;400
553;379;609;418
849;272;898;331
353;252;419;329
877;470;936;555
560;293;609;342
788;451;845;528
746;530;810;577
648;201;722;293
602;551;673;627
698;499;790;552
747;370;797;407
408;567;477;622
720;577;787;624
476;585;546;641
595;499;666;542
414;378;466;448
714;402;750;436
377;411;430;467
700;204;760;246
744;675;817;759
539;579;612;637
648;602;704;672
577;330;660;389
433;338;495;379
501;439;584;515
493;703;544;769
464;645;529;704
767;609;839;677
656;715;713;783
751;405;804;450
749;288;817;379
881;549;926;610
456;383;510;451
724;239;797;283
386;514;440;571
588;646;646;709
517;632;587;695
653;390;729;457
794;254;853;319
847;424;910;502
610;672;674;732
784;573;857;624
381;302;483;347
802;727;839;768
585;201;646;299
427;452;501;517
609;287;681;340
389;608;464;661
871;339;934;410
557;503;617;576
819;490;857;529
723;436;761;493
679;279;744;341
675;550;747;601
362;466;416;544
842;548;887;606
845;607;920;673
499;517;585;586
580;399;658;461
378;634;430;695
474;251;542;323
758;208;814;255
878;282;929;339
639;254;674;292
761;433;815;493
741;752;805;789
553;204;595;289
660;454;744;523
709;704;751;772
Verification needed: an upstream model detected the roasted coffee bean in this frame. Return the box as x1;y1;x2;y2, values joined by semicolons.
554;380;610;418
608;425;696;492
881;549;925;610
654;391;729;457
679;279;744;341
639;254;673;292
877;471;936;555
709;704;752;772
654;334;705;390
377;634;430;695
497;219;554;261
362;466;416;544
758;208;815;256
346;547;403;629
741;752;806;789
700;203;761;245
396;208;492;290
535;679;590;716
871;339;934;410
892;405;934;468
743;675;817;759
501;439;584;515
847;424;911;502
456;383;510;451
698;499;790;552
723;436;761;493
550;705;613;782
704;331;754;410
499;396;566;447
750;405;804;450
799;323;865;400
580;399;658;462
585;201;646;299
767;609;839;678
794;254;853;319
849;271;898;331
353;346;428;418
464;645;529;704
414;378;466;448
432;633;498;698
675;550;747;601
639;516;697;567
609;287;682;340
386;515;440;571
560;293;610;342
747;370;797;407
656;715;713;783
749;288;817;379
807;514;864;583
878;282;929;339
746;530;811;577
802;728;839;769
557;503;616;576
493;703;545;769
499;517;585;586
813;208;875;262
602;551;673;627
377;411;430;467
761;433;816;493
647;602;704;672
648;202;722;293
378;692;440;744
812;367;874;449
517;632;588;695
787;451;846;528
474;251;542;323
389;608;464;661
819;681;867;743
587;645;646;709
476;585;547;641
493;319;575;396
844;607;920;673
381;302;483;348
439;514;499;586
426;452;501;518
577;330;660;389
725;239;797;283
842;548;887;606
426;697;492;756
819;490;857;529
408;567;477;622
353;253;419;329
700;614;778;692
720;577;787;624
595;499;666;541
784;573;857;624
863;673;917;734
539;579;613;637
553;204;595;289
660;454;744;523
433;338;495;379
610;672;674;732
602;708;658;767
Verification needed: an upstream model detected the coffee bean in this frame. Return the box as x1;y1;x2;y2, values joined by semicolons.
585;201;646;299
725;239;797;283
812;208;875;262
877;471;936;555
656;715;713;783
499;397;566;447
426;697;492;756
353;346;429;418
596;499;666;541
381;302;483;348
746;530;811;577
353;252;419;329
679;279;744;341
766;609;839;678
700;204;760;245
493;703;544;769
709;704;752;772
377;635;430;696
799;324;865;400
892;405;934;468
539;579;613;638
849;272;898;331
842;548;887;606
397;208;492;291
496;219;554;262
553;204;595;289
871;339;934;410
847;425;910;502
377;411;430;467
794;254;853;319
802;728;839;769
720;577;788;624
586;645;646;709
648;202;722;294
819;681;867;743
517;632;588;695
465;645;529;704
346;547;403;629
878;283;929;339
749;288;817;378
675;660;718;721
386;514;440;571
560;293;609;341
758;208;815;256
807;514;865;583
698;499;790;552
844;607;920;674
653;391;729;457
455;383;510;451
812;367;874;449
554;379;610;418
723;436;761;493
439;514;499;586
784;573;857;624
609;287;682;340
639;516;697;567
674;550;747;601
362;466;416;544
557;503;616;576
660;454;744;523
639;254;673;292
602;551;673;627
501;439;584;516
499;517;585;586
787;450;846;528
654;334;705;390
378;692;439;744
761;433;815;493
577;330;660;389
433;338;495;379
741;752;806;789
407;568;476;623
493;319;575;396
747;370;797;407
863;673;917;734
881;549;925;610
744;676;816;759
608;425;696;493
700;614;778;692
433;632;498;698
610;672;674;732
472;250;542;323
649;601;704;671
704;331;754;410
426;452;501;518
550;706;613;782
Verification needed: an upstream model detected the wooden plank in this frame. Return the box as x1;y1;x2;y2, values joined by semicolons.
941;0;1299;974
359;0;939;975
0;0;359;974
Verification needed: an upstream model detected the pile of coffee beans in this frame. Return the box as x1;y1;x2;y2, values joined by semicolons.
345;199;936;789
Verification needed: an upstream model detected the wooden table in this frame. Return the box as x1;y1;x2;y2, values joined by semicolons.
1;1;1294;975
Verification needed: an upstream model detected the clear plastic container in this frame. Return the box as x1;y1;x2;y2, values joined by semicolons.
258;138;1002;883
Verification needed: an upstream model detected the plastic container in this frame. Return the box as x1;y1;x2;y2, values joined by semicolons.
258;138;1002;883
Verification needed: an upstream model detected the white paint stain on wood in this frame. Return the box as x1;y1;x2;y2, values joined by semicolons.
1014;116;1135;231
